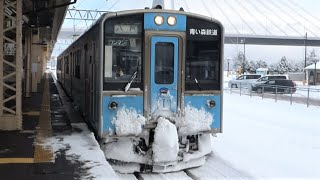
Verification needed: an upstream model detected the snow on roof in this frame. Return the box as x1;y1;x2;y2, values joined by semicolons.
304;63;320;70
256;68;268;71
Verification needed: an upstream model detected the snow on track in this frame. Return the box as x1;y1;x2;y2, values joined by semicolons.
116;173;137;180
138;171;192;180
185;153;252;179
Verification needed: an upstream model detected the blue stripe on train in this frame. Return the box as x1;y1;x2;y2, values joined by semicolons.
144;13;186;31
102;96;144;134
184;95;221;130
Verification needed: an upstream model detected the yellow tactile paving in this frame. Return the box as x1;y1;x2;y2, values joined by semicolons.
22;111;40;116
33;73;54;163
0;158;34;164
0;74;54;164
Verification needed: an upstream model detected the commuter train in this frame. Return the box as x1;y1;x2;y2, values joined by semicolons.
57;7;223;173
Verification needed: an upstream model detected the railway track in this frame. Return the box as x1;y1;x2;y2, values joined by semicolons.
115;153;252;180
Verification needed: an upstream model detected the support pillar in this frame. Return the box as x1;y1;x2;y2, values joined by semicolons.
0;0;22;130
31;29;41;92
25;30;31;97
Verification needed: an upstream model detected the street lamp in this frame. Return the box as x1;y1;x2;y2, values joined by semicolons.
240;38;246;74
227;58;231;77
314;60;318;85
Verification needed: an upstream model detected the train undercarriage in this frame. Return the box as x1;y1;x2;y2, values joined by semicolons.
101;117;213;173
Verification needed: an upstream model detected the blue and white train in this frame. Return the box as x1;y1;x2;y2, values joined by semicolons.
57;5;223;173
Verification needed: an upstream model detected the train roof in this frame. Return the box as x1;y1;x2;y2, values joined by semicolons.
57;9;224;58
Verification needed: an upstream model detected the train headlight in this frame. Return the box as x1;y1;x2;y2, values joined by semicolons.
207;100;216;108
154;15;164;25
109;101;118;110
167;16;176;26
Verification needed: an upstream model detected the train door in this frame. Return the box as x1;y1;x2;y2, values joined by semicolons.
150;36;179;115
84;44;89;117
63;56;67;88
70;52;73;96
61;58;64;85
89;42;96;125
88;54;94;122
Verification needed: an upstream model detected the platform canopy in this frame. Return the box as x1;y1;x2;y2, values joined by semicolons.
22;0;75;56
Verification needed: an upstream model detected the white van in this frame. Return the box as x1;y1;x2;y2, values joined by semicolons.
256;68;269;76
228;74;262;88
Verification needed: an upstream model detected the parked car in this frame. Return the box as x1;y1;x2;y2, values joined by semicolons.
255;74;289;83
228;74;262;88
251;79;296;94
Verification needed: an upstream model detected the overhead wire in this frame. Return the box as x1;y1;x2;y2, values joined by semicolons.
277;0;320;36
207;0;243;50
265;0;303;36
74;0;88;8
210;0;241;34
199;0;214;17
256;0;304;36
182;0;190;12
287;0;320;23
106;0;120;11
248;1;288;36
234;0;272;35
223;0;256;35
244;0;288;36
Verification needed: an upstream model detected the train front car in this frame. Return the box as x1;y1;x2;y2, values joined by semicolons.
100;9;223;173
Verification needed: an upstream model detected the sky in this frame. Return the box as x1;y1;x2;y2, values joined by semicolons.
53;0;320;64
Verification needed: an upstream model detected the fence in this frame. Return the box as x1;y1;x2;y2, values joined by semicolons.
226;82;320;107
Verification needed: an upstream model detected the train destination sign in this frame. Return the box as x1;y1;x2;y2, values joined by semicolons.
189;28;218;36
114;24;138;34
107;39;129;46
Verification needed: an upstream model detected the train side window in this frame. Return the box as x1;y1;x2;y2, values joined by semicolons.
65;56;69;74
75;50;81;79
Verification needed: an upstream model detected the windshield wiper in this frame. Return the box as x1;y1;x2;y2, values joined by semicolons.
193;76;202;91
124;70;138;92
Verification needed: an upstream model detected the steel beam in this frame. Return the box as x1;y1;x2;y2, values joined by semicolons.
0;0;22;130
25;30;31;97
0;0;3;117
225;35;320;46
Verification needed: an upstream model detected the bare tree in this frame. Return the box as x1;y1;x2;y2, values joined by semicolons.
307;49;318;66
233;52;249;73
276;56;290;74
256;59;268;68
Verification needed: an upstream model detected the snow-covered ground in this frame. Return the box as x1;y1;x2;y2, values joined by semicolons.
45;93;320;179
212;93;320;179
46;70;319;179
44;123;118;180
290;86;320;99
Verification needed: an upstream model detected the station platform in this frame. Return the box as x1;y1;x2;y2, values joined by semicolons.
0;72;90;179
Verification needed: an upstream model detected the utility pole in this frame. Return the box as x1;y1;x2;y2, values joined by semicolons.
152;0;165;9
314;61;317;85
227;58;231;77
304;32;307;83
171;0;175;9
241;38;246;74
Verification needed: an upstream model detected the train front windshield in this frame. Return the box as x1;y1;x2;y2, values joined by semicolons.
103;13;222;91
103;14;144;91
185;17;222;91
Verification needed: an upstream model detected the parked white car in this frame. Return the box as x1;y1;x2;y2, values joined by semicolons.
228;74;262;88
